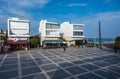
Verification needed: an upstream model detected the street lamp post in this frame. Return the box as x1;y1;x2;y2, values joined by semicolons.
99;21;102;49
39;33;41;47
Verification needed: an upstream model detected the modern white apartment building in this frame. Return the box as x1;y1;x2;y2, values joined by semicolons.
7;17;30;50
39;20;61;46
39;20;85;47
8;17;30;39
60;22;85;46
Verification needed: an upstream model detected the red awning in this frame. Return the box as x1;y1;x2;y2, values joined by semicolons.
7;40;26;44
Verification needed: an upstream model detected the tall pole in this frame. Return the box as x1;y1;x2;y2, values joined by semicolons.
99;20;102;49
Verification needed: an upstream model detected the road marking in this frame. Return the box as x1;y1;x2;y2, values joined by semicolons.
0;54;8;67
28;51;51;79
18;52;23;79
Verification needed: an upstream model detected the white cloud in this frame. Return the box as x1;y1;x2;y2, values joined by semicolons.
64;11;120;38
7;8;31;18
3;0;50;8
0;0;50;20
96;11;120;20
0;9;8;29
67;11;120;24
67;3;87;7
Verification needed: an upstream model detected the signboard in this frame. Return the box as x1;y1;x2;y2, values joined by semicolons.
13;38;19;42
8;20;30;37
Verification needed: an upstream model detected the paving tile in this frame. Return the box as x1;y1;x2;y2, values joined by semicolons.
83;58;97;62
0;59;2;62
67;77;76;79
36;60;52;65
22;73;47;79
80;63;100;71
65;66;87;75
31;53;41;57
72;60;85;65
107;66;120;74
51;58;65;63
21;62;37;68
2;60;18;65
47;56;57;59
0;70;18;79
20;58;34;63
95;69;120;79
34;57;48;61
58;62;74;68
0;64;18;71
0;54;6;58
6;58;18;60
47;69;70;79
92;61;110;67
41;64;60;71
103;59;120;64
77;73;103;79
22;67;42;76
92;57;104;60
7;54;17;57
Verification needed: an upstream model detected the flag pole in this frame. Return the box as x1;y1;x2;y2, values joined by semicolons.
99;20;102;49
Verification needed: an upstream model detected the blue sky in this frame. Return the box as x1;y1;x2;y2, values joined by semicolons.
0;0;120;38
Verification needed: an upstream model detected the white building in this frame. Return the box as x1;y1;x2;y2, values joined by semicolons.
39;20;61;45
8;17;30;40
0;29;6;47
7;17;30;50
60;22;85;46
39;20;85;47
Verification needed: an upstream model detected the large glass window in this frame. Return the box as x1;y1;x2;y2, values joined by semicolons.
73;25;83;30
73;31;83;36
46;23;60;29
46;30;58;35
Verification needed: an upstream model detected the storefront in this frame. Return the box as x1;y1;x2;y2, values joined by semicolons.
6;40;27;50
42;40;67;48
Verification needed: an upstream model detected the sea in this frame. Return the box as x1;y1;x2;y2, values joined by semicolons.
86;38;114;43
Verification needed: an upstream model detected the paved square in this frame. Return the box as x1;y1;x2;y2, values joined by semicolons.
0;47;120;79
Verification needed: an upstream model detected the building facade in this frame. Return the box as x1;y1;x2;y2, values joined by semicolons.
39;20;85;47
0;29;7;51
7;17;30;50
60;22;85;46
39;20;61;46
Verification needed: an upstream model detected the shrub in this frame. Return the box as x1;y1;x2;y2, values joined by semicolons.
115;36;120;48
70;44;75;47
59;37;67;42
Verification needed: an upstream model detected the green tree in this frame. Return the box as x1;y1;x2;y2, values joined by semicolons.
115;36;120;48
59;37;67;42
5;30;8;40
30;35;40;47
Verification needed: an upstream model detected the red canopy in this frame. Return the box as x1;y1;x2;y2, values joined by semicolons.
7;40;26;44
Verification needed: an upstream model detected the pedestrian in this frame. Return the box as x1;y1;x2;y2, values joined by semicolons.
114;46;117;53
63;46;66;51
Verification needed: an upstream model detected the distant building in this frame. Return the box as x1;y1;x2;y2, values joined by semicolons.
0;29;6;47
39;20;62;48
60;22;85;46
39;20;85;48
7;17;30;50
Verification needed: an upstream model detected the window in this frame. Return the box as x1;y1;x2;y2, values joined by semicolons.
46;23;60;29
46;30;59;35
46;30;51;35
73;25;83;30
73;31;83;36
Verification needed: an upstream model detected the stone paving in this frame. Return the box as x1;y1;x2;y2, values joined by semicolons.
0;48;120;79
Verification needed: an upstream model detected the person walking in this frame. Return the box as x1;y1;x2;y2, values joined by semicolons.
63;45;66;51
